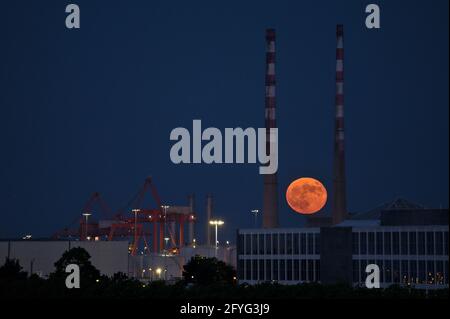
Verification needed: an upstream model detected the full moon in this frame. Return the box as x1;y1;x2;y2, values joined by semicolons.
286;177;327;215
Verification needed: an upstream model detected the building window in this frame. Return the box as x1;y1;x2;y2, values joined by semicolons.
393;260;400;283
409;232;417;255
410;260;417;284
400;232;408;255
435;232;443;256
418;260;426;284
245;234;251;255
279;260;286;280
307;260;314;282
360;233;367;255
383;232;391;255
427;260;435;284
294;233;300;255
259;260;265;281
368;232;375;255
376;232;383;255
376;259;383;283
272;234;278;255
265;234;272;255
252;234;258;255
385;260;392;283
301;260;306;281
279;234;286;255
286;233;293;255
314;233;320;254
252;260;258;281
401;260;409;284
392;232;400;255
265;259;272;281
315;260;320;282
307;233;314;255
273;259;279;280
444;232;448;256
300;234;306;255
287;260;293;281
259;234;265;255
418;232;425;255
294;260;300;281
426;232;434;255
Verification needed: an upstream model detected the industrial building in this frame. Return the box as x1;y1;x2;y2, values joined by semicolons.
0;179;236;281
237;200;449;289
236;25;449;290
0;240;129;277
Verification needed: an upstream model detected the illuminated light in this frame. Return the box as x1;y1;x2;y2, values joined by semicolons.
226;241;230;245
86;236;91;241
94;236;99;241
96;279;99;283
142;269;146;273
209;220;224;226
155;268;162;275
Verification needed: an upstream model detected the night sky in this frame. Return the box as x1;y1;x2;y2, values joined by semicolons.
0;0;448;243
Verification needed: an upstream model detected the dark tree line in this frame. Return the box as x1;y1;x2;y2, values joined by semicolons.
0;248;447;299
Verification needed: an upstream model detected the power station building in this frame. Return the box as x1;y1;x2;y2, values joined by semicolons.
237;25;449;290
237;200;449;289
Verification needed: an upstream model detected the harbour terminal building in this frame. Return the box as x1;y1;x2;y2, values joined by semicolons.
237;199;449;289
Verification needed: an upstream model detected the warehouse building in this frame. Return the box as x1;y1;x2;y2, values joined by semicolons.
0;240;129;277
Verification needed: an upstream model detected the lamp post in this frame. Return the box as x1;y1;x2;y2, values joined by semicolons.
161;205;170;248
132;209;140;253
251;209;259;228
209;220;224;257
82;213;91;240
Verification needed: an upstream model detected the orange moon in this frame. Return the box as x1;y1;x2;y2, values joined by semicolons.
286;177;327;215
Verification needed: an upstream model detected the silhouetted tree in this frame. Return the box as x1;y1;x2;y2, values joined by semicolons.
0;258;28;281
48;247;102;294
182;255;236;286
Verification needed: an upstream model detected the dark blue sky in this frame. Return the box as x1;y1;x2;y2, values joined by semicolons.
0;0;448;243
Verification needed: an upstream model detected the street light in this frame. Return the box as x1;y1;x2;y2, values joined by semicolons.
82;213;91;240
251;209;259;228
209;220;224;257
132;209;141;252
161;205;170;249
155;267;162;279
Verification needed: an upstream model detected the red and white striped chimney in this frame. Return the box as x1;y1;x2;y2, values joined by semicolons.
262;28;279;228
332;24;348;225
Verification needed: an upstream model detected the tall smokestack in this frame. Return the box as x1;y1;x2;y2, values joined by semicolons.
262;28;279;228
332;24;348;225
206;194;213;246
